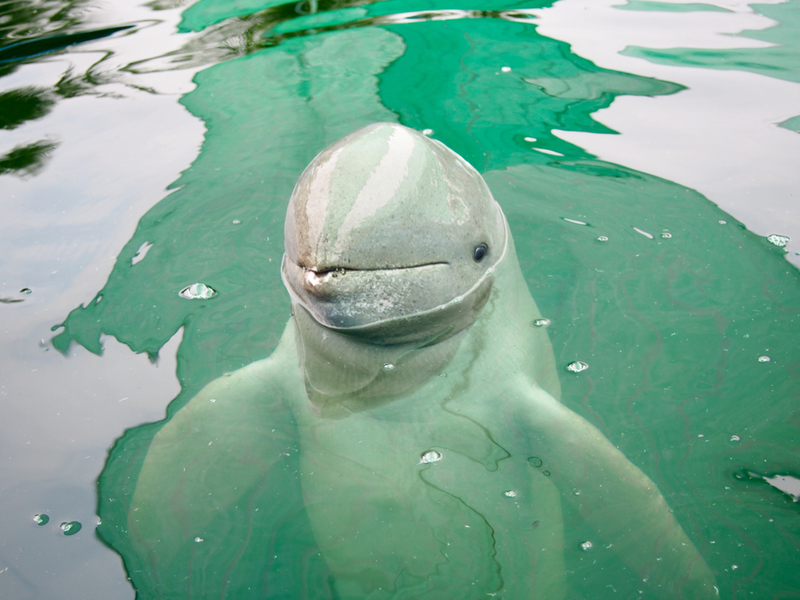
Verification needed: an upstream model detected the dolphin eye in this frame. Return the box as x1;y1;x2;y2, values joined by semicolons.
473;244;488;262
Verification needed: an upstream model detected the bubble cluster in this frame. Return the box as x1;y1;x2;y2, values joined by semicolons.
767;234;790;247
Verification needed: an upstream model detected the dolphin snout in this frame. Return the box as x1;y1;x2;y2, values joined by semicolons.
300;267;348;297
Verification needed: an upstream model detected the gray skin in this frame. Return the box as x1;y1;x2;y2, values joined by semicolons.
130;124;717;599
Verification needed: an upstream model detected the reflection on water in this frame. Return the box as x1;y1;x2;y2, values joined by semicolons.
2;0;800;598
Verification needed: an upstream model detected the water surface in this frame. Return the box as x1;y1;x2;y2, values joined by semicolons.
1;0;799;598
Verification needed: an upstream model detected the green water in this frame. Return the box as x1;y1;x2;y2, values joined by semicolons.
3;0;798;597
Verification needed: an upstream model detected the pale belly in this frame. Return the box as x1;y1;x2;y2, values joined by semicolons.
294;389;566;600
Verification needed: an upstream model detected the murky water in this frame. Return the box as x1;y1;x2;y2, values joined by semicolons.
1;0;799;598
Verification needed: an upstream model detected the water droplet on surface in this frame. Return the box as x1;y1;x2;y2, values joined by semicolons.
501;66;511;72
597;236;609;242
420;450;442;464
579;540;593;551
531;318;551;328
61;521;81;536
131;242;153;266
194;537;204;543
383;363;395;371
633;227;653;239
533;148;564;157
661;232;672;239
20;287;32;294
767;234;790;247
531;520;541;529
33;514;49;525
565;361;589;373
527;456;543;468
503;490;517;498
758;356;771;363
730;435;740;442
179;283;217;300
422;128;434;136
232;219;241;224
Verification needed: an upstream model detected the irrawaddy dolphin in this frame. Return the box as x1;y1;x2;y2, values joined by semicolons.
128;123;717;599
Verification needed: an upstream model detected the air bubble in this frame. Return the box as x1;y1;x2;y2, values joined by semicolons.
61;521;81;536
20;287;32;294
527;456;543;468
531;520;541;529
542;470;551;476
422;129;434;136
501;66;511;73
579;541;593;551
33;514;49;525
179;283;217;300
524;136;537;142
420;450;442;464
633;227;653;239
232;219;241;224
566;361;589;373
597;236;609;242
758;356;771;363
730;435;740;442
719;220;727;225
383;363;395;371
531;318;550;328
195;537;204;543
767;234;790;247
503;490;517;498
661;232;672;239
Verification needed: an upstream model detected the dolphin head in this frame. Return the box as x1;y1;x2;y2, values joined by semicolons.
282;123;507;345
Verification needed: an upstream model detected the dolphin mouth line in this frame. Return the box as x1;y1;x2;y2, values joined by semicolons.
300;262;450;287
304;262;451;274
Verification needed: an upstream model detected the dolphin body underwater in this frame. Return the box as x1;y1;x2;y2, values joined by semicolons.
128;123;717;599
